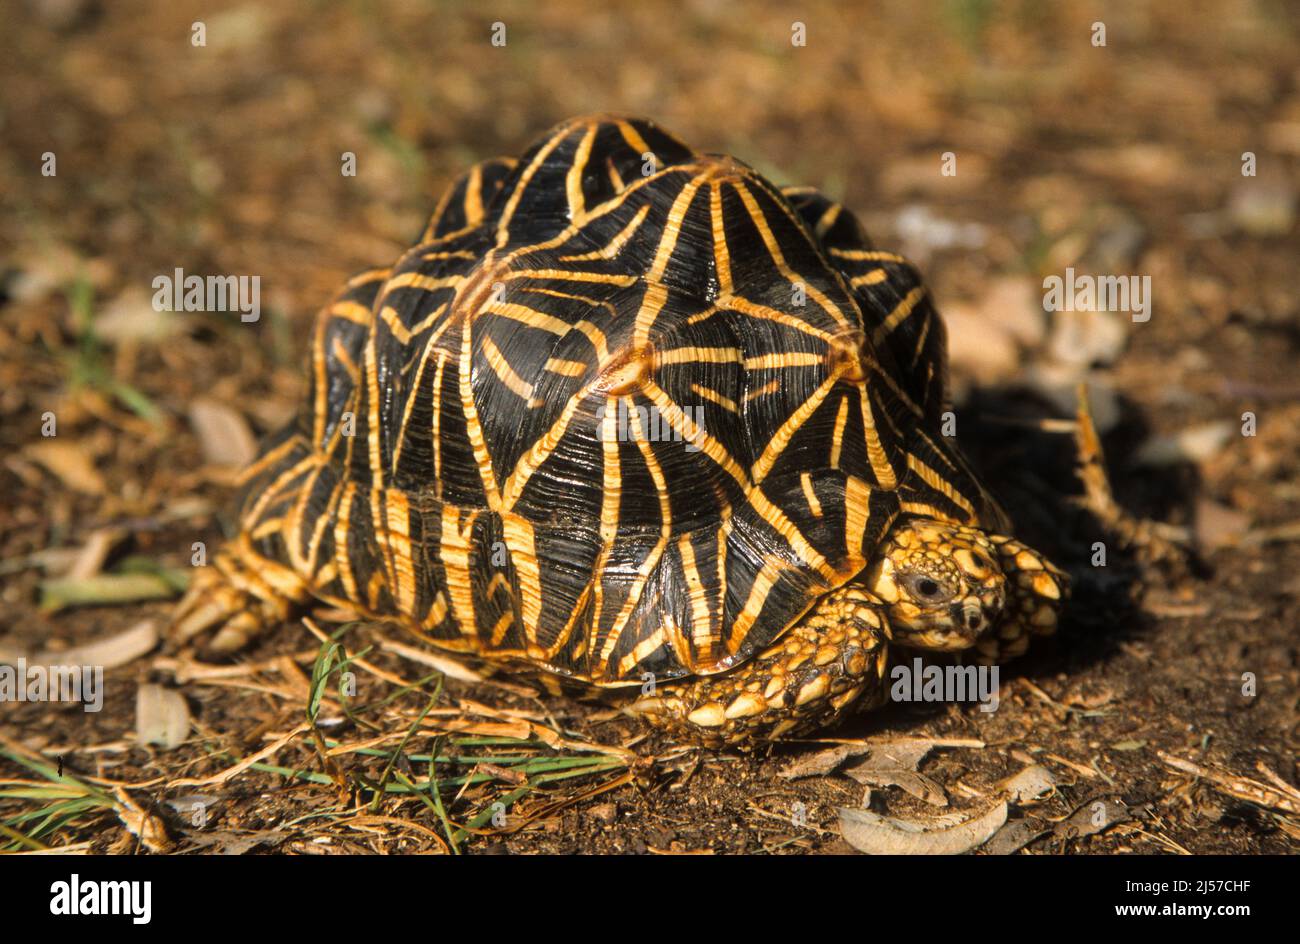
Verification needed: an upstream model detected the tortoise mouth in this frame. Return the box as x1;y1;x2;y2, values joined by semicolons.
888;598;999;651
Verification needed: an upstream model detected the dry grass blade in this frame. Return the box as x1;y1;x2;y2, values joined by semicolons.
1158;751;1300;815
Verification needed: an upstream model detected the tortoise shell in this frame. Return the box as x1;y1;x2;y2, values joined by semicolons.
234;115;1006;687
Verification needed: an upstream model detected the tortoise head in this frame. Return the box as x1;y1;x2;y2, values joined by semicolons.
863;519;1066;652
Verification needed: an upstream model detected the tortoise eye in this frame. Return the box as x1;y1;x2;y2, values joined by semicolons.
902;573;954;604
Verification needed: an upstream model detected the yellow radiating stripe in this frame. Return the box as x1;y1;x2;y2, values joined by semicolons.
235;435;301;488
251;517;281;540
678;533;718;661
722;294;834;342
496;126;570;246
311;312;330;445
690;382;737;413
501;380;591;512
751;373;839;485
392;331;449;472
850;269;889;288
400;299;456;342
464;161;485;225
458;311;502;511
618;626;668;678
423;589;449;630
641;378;748;486
566;123;598;221
727;556;785;653
419;249;478;262
640;377;836;582
684;304;720;326
501;511;543;644
380;271;463;298
844;475;872;564
732;182;852;331
284;462;323;573
828;248;907;263
657;346;742;365
431;351;447;490
334;481;359;602
306;475;345;580
742;379;781;404
648;177;704;285
379;305;413;345
599;409;672;670
559;203;650;261
815;202;842;237
616;118;651;157
484;300;572;337
364;333;384;486
371;487;397;609
873;286;927;342
509;269;638;287
384;489;417;615
633;282;671;352
906;452;977;518
440;506;478;637
801;471;822;518
860;386;898;489
482;333;540;406
911;307;932;366
748;488;836;581
347;268;390;289
329;336;359;385
544;356;589;377
830;395;848;468
489;610;514;647
242;454;314;529
425;175;459;239
743;352;824;370
710;182;733;293
328;300;372;324
572;396;622;663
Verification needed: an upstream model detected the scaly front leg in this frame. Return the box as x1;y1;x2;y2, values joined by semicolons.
974;534;1069;663
628;585;892;747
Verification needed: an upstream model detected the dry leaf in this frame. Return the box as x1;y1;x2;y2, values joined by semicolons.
24;440;106;495
136;684;192;750
999;765;1057;805
34;619;158;669
189;397;258;467
838;801;1008;855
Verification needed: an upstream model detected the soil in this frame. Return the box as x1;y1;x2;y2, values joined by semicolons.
1;0;1297;854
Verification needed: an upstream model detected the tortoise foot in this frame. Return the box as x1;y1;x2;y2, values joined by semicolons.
973;535;1069;664
629;585;891;747
170;542;309;656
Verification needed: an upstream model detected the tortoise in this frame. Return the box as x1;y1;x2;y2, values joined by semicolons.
172;115;1067;746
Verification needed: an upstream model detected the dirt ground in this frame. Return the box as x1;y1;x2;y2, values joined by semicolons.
2;1;1298;854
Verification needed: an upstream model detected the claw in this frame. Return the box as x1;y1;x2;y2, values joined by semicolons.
171;597;230;643
167;547;307;657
